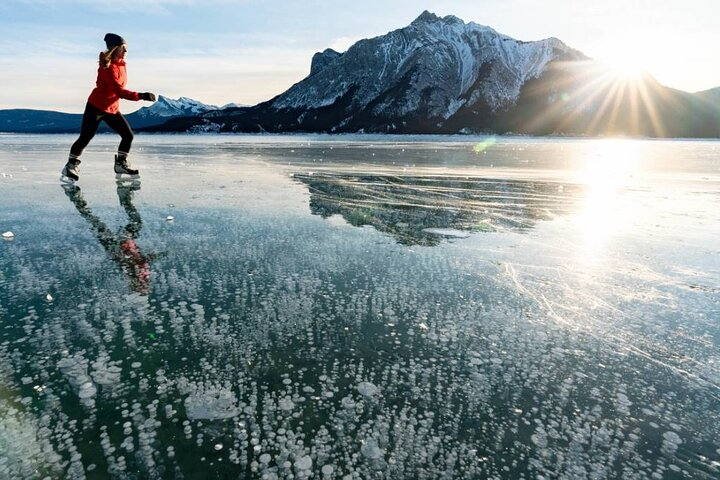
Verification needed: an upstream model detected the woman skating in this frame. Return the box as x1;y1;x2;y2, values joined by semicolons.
61;33;156;183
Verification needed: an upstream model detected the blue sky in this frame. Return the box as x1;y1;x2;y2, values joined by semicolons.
1;0;718;112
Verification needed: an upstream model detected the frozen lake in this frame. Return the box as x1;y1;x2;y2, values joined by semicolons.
1;134;719;479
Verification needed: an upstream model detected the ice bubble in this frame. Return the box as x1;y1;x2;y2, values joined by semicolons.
357;382;379;398
321;464;334;475
78;382;97;399
661;431;682;455
185;389;239;421
45;293;53;302
531;428;548;448
360;438;383;459
166;216;175;222
131;362;142;369
294;455;312;470
278;397;295;412
259;453;271;464
214;443;223;451
2;231;14;240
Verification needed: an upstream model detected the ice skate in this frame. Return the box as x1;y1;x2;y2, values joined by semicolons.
114;153;140;181
60;157;81;184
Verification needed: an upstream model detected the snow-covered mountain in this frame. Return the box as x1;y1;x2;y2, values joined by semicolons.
272;11;585;119
153;11;592;134
132;96;218;120
150;11;719;137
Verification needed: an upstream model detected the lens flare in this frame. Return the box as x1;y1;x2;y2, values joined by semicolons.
472;137;496;154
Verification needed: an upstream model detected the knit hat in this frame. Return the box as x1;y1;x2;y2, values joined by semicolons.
104;33;126;50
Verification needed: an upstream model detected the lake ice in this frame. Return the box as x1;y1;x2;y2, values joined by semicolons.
0;134;719;479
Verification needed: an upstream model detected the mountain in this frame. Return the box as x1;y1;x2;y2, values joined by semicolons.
0;96;220;133
131;96;218;121
0;109;83;133
151;11;720;137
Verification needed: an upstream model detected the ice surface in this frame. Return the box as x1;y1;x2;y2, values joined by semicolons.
0;134;718;479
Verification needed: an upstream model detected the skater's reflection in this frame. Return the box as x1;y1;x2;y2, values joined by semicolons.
62;183;155;295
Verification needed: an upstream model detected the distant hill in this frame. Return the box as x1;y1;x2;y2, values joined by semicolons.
0;96;222;133
150;11;720;137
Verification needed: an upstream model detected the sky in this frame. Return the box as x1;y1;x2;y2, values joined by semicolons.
0;0;718;113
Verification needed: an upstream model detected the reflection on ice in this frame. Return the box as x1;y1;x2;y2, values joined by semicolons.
62;183;156;295
293;173;583;245
0;136;718;479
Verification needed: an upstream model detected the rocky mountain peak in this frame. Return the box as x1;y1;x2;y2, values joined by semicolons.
270;10;585;117
310;48;342;76
412;10;464;27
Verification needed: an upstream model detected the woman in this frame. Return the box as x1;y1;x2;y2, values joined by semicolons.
62;33;156;183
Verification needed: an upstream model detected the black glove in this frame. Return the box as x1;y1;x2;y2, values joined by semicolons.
140;92;156;102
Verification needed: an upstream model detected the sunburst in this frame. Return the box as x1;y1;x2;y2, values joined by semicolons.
518;59;671;137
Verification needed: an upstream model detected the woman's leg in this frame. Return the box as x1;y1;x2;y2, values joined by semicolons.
69;103;104;158
103;112;134;156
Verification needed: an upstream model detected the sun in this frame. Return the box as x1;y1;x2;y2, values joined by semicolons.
608;61;645;81
601;52;646;81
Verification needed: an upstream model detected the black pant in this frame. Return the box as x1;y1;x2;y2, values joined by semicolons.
70;103;134;157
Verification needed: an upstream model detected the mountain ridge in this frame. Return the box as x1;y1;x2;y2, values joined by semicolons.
0;96;223;133
149;10;718;137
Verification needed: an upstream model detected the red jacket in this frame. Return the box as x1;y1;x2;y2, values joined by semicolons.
87;58;140;114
